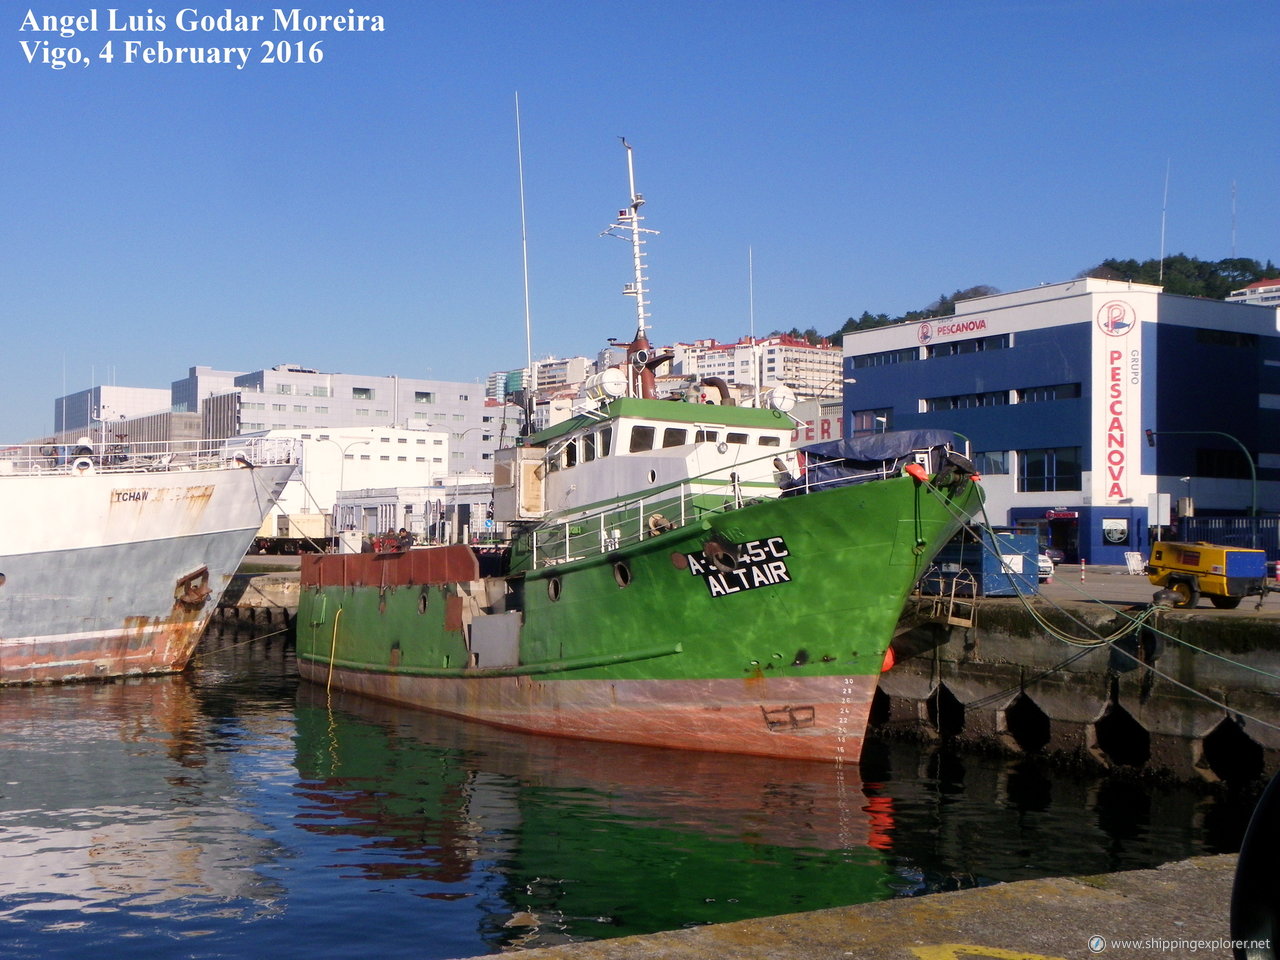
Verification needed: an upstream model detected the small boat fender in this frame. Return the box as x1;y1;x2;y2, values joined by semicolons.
904;462;929;483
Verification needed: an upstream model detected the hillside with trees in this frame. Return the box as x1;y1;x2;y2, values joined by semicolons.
769;255;1276;344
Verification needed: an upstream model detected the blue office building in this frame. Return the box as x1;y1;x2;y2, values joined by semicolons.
841;278;1280;565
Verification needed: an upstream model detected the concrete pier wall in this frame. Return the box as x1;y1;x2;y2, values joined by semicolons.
877;588;1280;783
213;570;300;628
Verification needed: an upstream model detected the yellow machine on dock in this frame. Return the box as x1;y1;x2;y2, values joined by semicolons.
1146;541;1272;609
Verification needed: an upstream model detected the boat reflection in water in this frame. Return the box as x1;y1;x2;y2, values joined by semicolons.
293;685;896;948
0;676;284;920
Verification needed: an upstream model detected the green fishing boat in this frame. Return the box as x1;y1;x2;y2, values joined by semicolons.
295;143;982;763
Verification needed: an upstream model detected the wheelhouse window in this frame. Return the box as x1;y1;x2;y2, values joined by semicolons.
629;425;655;453
695;429;718;443
726;433;749;444
758;435;781;447
599;427;612;457
582;433;596;462
662;427;687;448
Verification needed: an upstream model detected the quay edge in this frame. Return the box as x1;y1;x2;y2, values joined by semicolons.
448;855;1241;960
879;566;1280;783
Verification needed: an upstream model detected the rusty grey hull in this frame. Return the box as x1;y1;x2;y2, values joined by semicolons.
0;530;260;685
297;659;877;762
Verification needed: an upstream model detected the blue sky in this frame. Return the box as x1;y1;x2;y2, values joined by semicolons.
3;0;1276;440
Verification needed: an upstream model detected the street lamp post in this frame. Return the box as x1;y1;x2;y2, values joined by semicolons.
1145;428;1257;547
319;437;371;534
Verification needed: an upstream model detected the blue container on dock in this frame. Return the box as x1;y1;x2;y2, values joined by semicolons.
918;529;1039;597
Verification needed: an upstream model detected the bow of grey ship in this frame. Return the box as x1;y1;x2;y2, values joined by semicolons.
0;436;297;684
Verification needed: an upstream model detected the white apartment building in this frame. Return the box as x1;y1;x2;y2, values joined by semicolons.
667;335;843;398
242;425;450;543
1227;278;1280;307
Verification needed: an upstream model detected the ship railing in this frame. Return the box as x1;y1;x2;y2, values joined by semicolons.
527;438;956;568
0;437;299;477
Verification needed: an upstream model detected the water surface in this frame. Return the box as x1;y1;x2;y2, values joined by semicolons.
0;630;1253;959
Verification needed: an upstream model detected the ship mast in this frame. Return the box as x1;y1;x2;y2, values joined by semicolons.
603;138;662;398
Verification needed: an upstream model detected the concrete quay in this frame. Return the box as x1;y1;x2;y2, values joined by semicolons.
883;565;1280;782
453;855;1248;960
214;556;301;628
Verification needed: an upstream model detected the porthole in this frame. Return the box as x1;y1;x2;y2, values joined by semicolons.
647;469;657;483
547;577;562;602
417;591;429;615
0;573;6;587
613;561;633;588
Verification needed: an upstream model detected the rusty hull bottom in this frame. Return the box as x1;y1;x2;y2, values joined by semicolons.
298;660;875;763
0;616;210;686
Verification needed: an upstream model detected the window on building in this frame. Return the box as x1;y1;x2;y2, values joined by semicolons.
355;408;369;416
352;387;373;400
1017;447;1081;492
1196;446;1254;479
1017;383;1081;403
314;406;328;414
926;334;1010;359
851;347;919;369
277;384;293;395
975;451;1009;475
272;403;287;412
293;405;307;413
312;386;330;398
1197;329;1258;349
415;391;434;404
925;391;1009;412
850;409;891;433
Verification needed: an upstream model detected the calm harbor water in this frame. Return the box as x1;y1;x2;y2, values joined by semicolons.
0;628;1257;960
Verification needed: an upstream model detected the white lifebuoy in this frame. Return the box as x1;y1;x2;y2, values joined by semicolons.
647;513;673;536
72;457;95;475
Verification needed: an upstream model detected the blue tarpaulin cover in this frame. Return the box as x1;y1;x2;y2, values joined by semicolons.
782;429;957;494
800;429;957;466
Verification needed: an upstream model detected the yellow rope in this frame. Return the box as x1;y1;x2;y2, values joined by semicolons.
326;607;343;694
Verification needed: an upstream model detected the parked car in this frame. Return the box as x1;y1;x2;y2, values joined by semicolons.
1038;553;1055;581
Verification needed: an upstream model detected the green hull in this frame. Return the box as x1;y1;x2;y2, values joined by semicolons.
296;468;981;762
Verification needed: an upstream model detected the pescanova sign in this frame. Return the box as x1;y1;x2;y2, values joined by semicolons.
918;317;987;344
1094;300;1140;502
